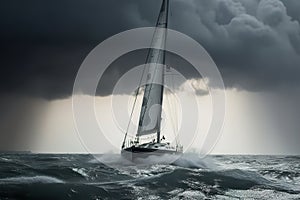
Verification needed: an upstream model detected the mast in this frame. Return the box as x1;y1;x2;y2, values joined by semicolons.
121;0;169;149
157;0;169;143
136;0;169;143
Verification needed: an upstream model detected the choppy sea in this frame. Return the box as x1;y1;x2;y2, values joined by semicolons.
0;154;299;200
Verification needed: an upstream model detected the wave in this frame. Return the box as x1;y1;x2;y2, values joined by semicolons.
260;169;300;180
90;153;218;169
0;154;299;199
172;153;219;169
0;175;64;184
130;167;300;195
71;168;89;178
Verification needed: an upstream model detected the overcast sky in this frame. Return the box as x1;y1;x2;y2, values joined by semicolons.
0;0;300;154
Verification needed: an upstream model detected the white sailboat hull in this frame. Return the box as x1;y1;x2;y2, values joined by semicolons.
121;143;183;163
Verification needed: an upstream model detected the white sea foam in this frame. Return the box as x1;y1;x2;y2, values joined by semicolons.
173;153;218;169
220;189;300;200
0;175;64;184
173;190;206;199
91;153;218;169
72;167;89;178
90;154;132;166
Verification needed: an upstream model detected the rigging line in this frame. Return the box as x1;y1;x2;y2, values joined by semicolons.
166;87;177;144
171;70;178;135
166;76;178;145
138;0;168;127
136;0;169;136
172;71;180;145
122;0;168;147
166;57;179;145
139;48;164;127
139;48;167;136
138;30;167;128
122;35;157;148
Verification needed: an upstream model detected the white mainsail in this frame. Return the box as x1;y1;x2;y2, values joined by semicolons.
137;0;169;137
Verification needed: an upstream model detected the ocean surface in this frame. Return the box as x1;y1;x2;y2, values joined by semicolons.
0;154;299;200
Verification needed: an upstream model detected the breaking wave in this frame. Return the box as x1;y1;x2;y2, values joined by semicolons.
0;175;64;184
0;154;299;199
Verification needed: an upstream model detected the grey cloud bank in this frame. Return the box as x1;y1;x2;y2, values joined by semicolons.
169;0;300;91
0;0;299;98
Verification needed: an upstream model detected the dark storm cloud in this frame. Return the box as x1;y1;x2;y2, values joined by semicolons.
0;0;158;99
0;0;300;99
170;0;300;91
282;0;300;22
97;50;200;96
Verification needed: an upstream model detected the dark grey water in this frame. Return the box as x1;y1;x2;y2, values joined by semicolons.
0;154;299;200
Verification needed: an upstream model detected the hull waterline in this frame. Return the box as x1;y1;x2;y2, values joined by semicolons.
121;146;182;163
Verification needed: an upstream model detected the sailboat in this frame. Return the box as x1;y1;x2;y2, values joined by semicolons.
121;0;183;162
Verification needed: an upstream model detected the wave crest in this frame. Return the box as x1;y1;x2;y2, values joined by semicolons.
0;175;64;184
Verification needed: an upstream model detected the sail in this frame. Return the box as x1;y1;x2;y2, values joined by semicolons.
137;0;169;136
